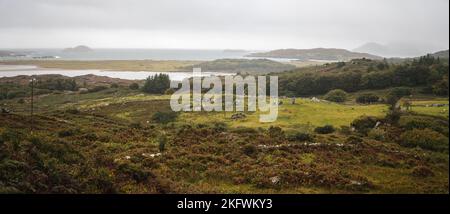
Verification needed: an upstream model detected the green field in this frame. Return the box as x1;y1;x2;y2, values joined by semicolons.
179;98;388;131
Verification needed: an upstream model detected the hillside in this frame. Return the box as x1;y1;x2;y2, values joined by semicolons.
0;50;15;57
186;58;296;74
0;73;448;193
387;49;450;64
354;42;442;58
431;50;449;58
247;48;382;61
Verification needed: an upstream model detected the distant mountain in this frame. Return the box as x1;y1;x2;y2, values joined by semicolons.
0;50;29;58
246;48;382;61
0;50;15;57
353;42;391;57
354;42;446;58
431;50;449;58
63;45;93;53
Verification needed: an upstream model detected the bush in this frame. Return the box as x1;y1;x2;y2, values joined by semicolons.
399;115;448;136
117;163;150;182
411;166;434;177
164;88;176;95
346;136;363;144
35;78;78;91
82;133;98;141
129;122;142;129
287;132;313;142
66;108;80;114
351;116;378;134
129;83;139;90
324;89;348;103
385;110;401;124
89;85;108;93
230;127;258;134
6;91;27;99
267;126;284;138
314;125;335;134
389;87;412;97
432;76;449;96
212;122;228;132
356;93;379;104
339;126;352;135
110;83;119;88
58;129;79;137
399;128;449;152
367;129;386;141
242;144;257;156
152;111;178;124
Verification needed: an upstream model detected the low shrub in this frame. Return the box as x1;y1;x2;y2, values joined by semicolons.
367;129;386;141
287;132;313;142
117;163;150;182
164;88;176;95
82;133;98;141
399;128;449;152
339;126;352;135
129;122;142;129
267;126;284;138
346;136;363;144
314;125;335;134
128;83;139;90
88;85;108;93
351;116;379;134
66;108;80;114
231;127;258;134
411;166;434;177
212;122;227;132
399;115;449;136
152;111;178;124
242;144;257;156
58;129;79;138
385;110;401;124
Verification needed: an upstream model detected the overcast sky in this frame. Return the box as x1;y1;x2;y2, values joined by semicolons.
0;0;448;52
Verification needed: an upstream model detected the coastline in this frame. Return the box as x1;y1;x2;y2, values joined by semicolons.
0;59;202;72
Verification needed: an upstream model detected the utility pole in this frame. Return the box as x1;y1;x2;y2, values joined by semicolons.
30;77;36;133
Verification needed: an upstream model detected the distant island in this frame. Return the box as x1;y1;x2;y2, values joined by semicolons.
246;48;382;61
223;49;247;53
63;45;93;53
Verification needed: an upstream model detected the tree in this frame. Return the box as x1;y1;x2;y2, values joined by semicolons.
129;83;139;90
158;135;167;152
356;93;379;104
324;89;348;103
142;73;170;94
432;75;449;96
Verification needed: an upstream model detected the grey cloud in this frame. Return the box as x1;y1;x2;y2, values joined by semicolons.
0;0;448;53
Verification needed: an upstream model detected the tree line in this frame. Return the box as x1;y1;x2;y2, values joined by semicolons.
277;55;448;97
